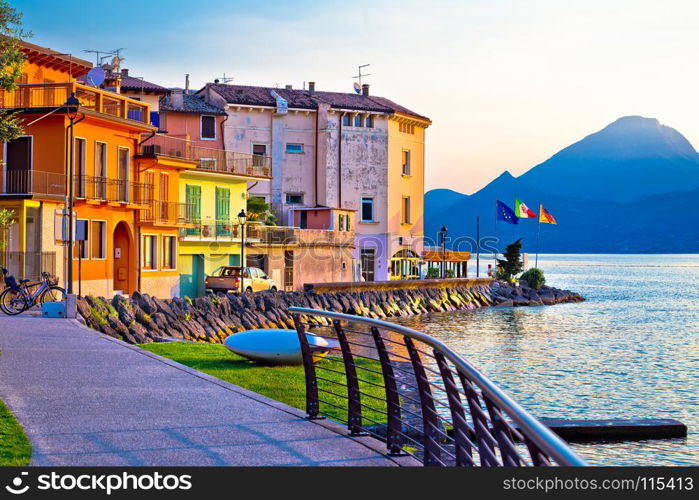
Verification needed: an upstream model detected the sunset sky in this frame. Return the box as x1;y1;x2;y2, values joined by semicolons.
16;0;698;194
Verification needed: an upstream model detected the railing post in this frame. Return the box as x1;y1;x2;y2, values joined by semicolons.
370;326;406;456
457;372;501;466
333;319;367;436
291;314;324;420
404;336;442;466
433;350;475;466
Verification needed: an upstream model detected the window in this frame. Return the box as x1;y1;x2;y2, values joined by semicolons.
74;138;86;198
142;235;157;270
90;221;106;259
162;236;176;269
354;114;362;127
402;196;411;224
201;115;216;140
286;193;303;205
338;214;345;231
185;184;202;235
117;147;130;202
342;114;350;126
360;248;376;282
286;143;304;154
252;144;267;167
94;142;107;199
216;187;231;236
402;150;411;176
361;196;375;222
365;116;373;128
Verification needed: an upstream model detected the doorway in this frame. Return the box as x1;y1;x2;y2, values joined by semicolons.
112;221;134;294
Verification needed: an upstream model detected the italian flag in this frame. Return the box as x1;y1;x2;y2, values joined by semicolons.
515;198;536;218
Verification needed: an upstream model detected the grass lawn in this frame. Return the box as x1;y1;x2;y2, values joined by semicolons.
0;399;31;466
142;342;387;425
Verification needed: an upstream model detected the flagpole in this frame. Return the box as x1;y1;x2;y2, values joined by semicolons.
494;201;498;270
535;204;542;268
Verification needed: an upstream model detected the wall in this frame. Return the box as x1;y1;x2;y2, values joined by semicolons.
159;111;227;150
222;106;316;218
386;115;427;262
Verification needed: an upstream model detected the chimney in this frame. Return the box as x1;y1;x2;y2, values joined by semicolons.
214;79;220;84
185;74;190;92
308;81;315;94
362;84;369;96
121;68;129;77
171;88;184;109
285;84;293;90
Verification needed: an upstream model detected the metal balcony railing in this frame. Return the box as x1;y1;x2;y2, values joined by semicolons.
290;308;587;467
73;176;153;205
0;169;66;197
141;201;197;225
0;83;150;124
139;134;272;178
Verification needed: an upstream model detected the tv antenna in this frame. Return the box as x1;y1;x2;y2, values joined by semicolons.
216;72;234;84
352;64;371;85
83;48;125;67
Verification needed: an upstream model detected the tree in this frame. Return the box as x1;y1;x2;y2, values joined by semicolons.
0;1;28;143
496;239;523;282
246;196;277;226
0;207;16;250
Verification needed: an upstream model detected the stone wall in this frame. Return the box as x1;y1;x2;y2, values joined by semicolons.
77;280;584;345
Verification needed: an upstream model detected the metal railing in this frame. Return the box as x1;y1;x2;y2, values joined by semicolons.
1;169;66;197
141;200;197;225
0;82;150;124
0;251;56;282
73;176;153;205
139;134;272;178
290;307;587;467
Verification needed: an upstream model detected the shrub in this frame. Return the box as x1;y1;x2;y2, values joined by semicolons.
496;239;523;282
520;268;546;289
426;267;441;278
444;269;455;278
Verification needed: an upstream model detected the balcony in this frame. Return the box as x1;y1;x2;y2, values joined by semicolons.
255;225;355;247
0;82;150;125
0;169;66;197
74;176;153;206
140;134;272;179
141;201;197;226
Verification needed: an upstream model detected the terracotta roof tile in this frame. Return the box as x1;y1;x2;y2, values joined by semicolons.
160;93;227;115
206;83;429;121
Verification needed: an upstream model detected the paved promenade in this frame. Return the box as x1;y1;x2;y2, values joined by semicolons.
0;314;406;466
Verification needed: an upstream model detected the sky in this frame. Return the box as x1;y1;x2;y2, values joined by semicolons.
14;0;699;194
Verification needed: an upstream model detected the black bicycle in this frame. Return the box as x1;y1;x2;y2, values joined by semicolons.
0;268;66;315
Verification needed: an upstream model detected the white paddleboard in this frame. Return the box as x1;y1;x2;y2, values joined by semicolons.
224;329;336;365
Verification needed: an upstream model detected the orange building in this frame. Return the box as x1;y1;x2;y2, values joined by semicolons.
0;40;175;297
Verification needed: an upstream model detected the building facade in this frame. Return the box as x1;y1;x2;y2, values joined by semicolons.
198;82;430;282
0;41;160;297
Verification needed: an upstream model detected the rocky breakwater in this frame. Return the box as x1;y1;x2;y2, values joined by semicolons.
77;281;584;345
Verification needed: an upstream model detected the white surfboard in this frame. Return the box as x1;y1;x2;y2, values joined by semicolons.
224;329;336;365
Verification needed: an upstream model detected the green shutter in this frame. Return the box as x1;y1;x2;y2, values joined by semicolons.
216;187;231;236
186;185;201;236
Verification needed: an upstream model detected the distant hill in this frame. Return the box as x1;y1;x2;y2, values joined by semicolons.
425;116;699;253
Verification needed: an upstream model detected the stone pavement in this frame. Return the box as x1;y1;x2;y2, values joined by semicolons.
0;314;411;466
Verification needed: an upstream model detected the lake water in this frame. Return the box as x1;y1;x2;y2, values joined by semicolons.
390;254;698;466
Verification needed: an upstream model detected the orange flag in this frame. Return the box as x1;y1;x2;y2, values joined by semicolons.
539;204;557;224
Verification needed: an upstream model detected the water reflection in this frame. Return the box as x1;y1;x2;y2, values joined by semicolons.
388;255;699;466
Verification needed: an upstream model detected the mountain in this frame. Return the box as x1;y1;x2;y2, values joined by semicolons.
520;116;699;202
425;116;699;253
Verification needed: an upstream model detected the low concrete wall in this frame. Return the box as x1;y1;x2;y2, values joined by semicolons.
304;277;492;293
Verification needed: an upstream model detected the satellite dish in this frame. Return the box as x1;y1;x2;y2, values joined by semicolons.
353;82;361;94
85;67;105;87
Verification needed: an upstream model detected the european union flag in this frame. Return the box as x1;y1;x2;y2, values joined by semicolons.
496;200;519;224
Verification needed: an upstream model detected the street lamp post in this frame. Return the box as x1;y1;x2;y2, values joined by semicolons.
65;93;80;295
238;209;247;294
439;225;448;279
